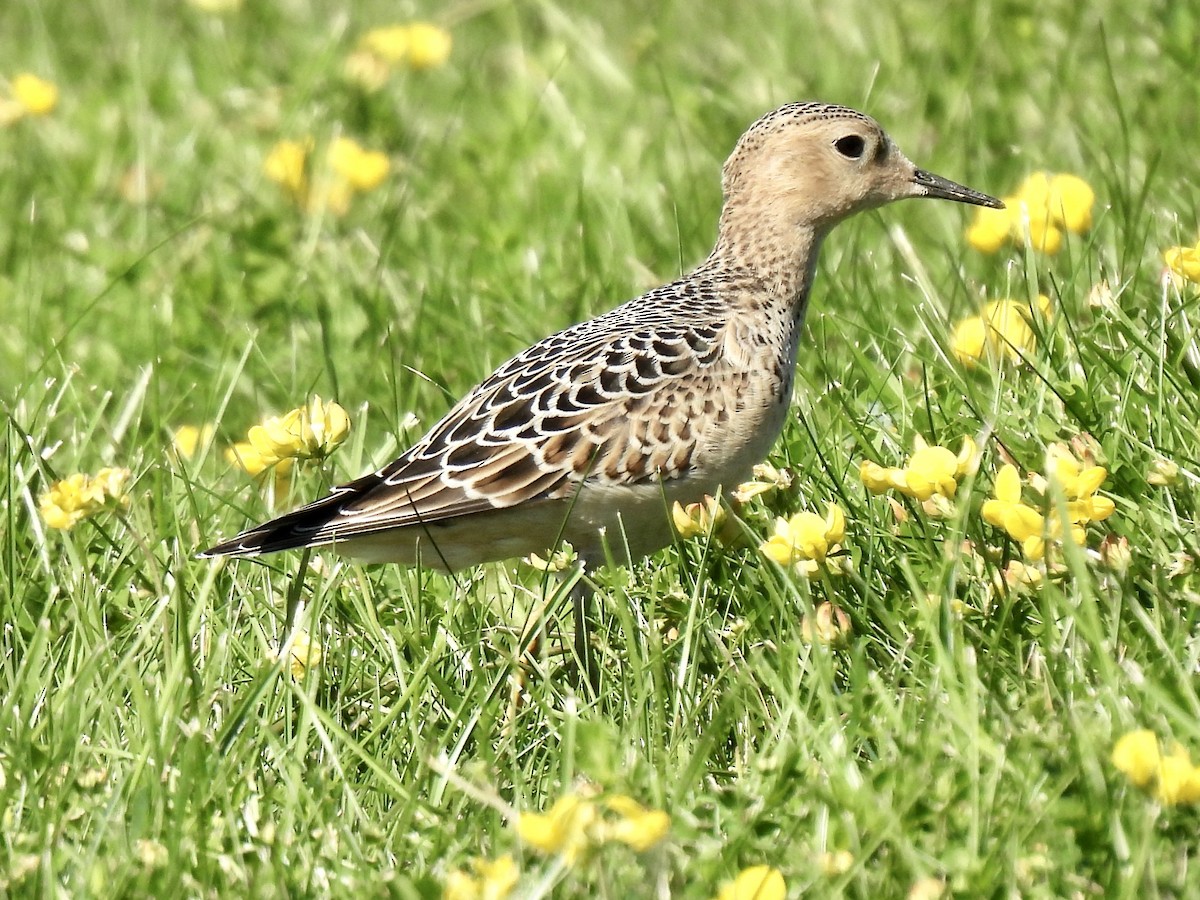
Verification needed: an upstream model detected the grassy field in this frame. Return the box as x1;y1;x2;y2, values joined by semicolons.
4;0;1200;896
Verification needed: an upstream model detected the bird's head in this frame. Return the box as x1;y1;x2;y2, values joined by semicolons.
720;102;1002;236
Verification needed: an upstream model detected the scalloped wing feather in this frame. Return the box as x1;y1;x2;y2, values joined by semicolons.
200;277;751;558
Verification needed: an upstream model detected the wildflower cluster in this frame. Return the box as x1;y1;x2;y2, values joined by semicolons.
38;467;131;531
225;396;351;486
442;789;669;898
1112;729;1200;805
732;462;794;503
967;172;1094;255
670;464;796;545
0;73;58;125
951;295;1052;368
981;445;1114;562
522;542;578;573
861;436;977;515
264;136;390;216
516;790;670;862
344;22;452;91
759;503;847;579
1163;238;1200;285
671;494;725;539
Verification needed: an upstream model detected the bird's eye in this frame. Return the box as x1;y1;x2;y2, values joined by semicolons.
834;135;866;159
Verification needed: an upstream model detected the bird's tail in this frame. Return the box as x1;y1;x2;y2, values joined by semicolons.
199;472;382;558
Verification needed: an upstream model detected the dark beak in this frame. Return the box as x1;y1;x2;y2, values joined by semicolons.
913;168;1004;208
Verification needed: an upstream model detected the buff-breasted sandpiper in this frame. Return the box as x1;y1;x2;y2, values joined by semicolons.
204;101;1002;686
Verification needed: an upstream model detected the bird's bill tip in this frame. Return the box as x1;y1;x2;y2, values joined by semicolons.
912;168;1004;209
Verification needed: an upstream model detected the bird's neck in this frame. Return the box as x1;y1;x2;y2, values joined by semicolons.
702;211;827;316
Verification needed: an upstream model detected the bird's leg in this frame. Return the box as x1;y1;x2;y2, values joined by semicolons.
568;566;600;698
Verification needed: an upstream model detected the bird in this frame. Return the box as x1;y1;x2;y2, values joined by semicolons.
203;101;1002;687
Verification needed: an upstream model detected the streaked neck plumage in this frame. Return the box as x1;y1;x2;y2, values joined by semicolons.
700;200;828;323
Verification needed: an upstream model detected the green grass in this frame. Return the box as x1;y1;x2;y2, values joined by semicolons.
4;0;1200;896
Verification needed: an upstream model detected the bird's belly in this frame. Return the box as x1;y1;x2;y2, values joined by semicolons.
691;367;793;488
563;408;790;564
334;484;684;571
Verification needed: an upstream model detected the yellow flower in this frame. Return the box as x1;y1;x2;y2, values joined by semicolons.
1164;245;1200;284
989;299;1040;356
983;450;1115;562
1019;212;1063;255
225;440;291;478
229;398;347;494
982;299;1040;360
404;23;453;69
361;26;411;64
1111;730;1200;805
951;296;1051;367
516;793;597;863
328;137;390;192
672;495;725;539
172;424;216;460
861;437;977;502
247;396;351;465
443;855;519;900
965;172;1094;255
265;137;388;215
966;203;1014;254
1112;729;1159;787
523;543;577;573
1040;446;1116;528
360;23;452;71
602;795;670;852
732;462;793;503
981;464;1045;557
12;73;58;116
1155;746;1200;806
515;791;668;861
38;467;131;531
1011;171;1095;248
759;503;846;578
949;315;987;365
1006;175;1062;254
1045;447;1106;499
903;440;973;499
276;629;322;680
264;138;311;201
715;866;786;900
1048;174;1095;234
800;602;852;646
859;459;901;494
40;475;92;530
